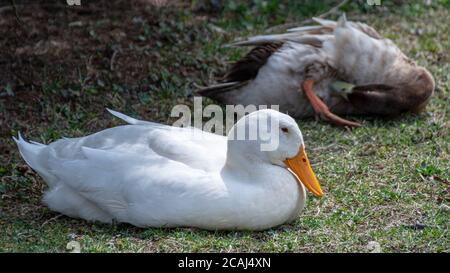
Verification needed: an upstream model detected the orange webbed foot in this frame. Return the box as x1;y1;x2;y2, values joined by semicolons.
302;79;361;128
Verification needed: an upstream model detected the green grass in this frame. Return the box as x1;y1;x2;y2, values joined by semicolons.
0;0;449;252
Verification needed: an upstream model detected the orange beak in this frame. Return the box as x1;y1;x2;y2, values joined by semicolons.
283;144;323;197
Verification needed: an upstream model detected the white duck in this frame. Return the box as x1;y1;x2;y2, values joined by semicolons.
15;109;323;230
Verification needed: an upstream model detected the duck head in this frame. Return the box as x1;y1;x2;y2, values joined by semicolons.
330;66;435;116
226;109;323;197
401;67;435;113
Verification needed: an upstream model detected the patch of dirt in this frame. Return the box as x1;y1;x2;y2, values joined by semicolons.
1;0;186;89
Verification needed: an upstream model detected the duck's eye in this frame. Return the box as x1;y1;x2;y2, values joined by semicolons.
281;127;289;133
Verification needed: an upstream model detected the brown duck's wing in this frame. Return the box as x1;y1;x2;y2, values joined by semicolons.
215;33;326;83
196;42;284;97
222;42;284;83
195;81;250;97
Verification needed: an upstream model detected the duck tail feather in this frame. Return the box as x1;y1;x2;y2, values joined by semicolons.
337;13;347;27
286;25;326;33
106;108;166;128
312;17;338;27
106;108;140;125
196;81;246;98
14;133;49;178
227;33;300;47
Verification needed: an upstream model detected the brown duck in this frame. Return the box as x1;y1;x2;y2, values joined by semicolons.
198;15;435;127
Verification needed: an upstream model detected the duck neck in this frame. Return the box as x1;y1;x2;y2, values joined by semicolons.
221;139;272;181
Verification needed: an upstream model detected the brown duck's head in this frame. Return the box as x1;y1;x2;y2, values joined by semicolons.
331;66;435;116
351;67;435;115
406;67;435;113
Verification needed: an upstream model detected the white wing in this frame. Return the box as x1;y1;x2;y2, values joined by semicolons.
106;109;228;171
